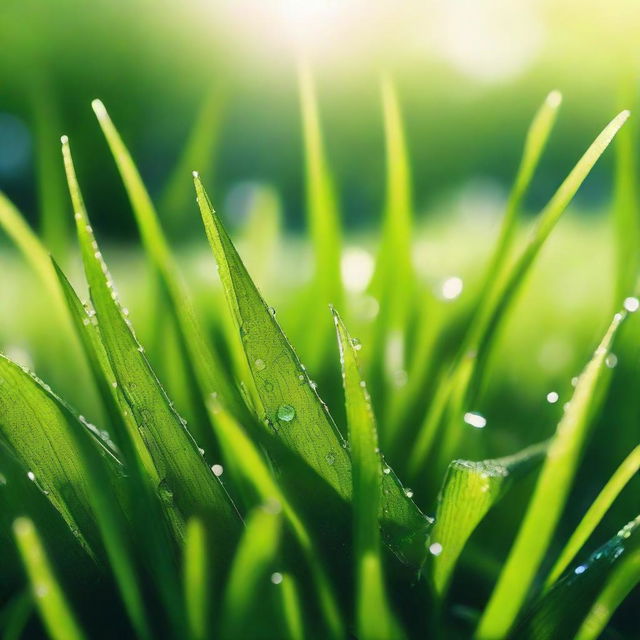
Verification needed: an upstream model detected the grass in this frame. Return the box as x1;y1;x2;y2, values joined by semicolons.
0;71;639;639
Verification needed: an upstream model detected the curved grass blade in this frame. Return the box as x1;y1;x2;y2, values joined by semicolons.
428;441;548;598
0;589;32;640
575;548;640;640
184;518;208;640
61;136;241;546
512;515;640;640
411;109;630;475
220;505;281;639
297;61;343;371
207;401;343;639
333;308;396;640
12;517;86;640
195;175;431;567
476;311;626;640
546;444;640;588
277;573;304;640
91;99;243;446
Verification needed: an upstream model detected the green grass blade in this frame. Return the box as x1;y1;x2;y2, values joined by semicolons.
476;311;626;639
160;86;226;229
220;505;281;639
207;401;343;639
0;589;32;640
546;444;640;587
277;573;305;640
61;136;241;544
91;99;242;444
184;518;208;640
428;441;548;598
12;517;86;640
512;515;640;640
575;548;640;640
297;62;343;371
333;308;396;640
195;175;431;567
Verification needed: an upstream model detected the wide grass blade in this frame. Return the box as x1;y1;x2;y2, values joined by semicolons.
12;517;86;640
220;505;281;639
545;443;640;587
333;308;396;640
297;61;343;371
61;136;241;545
476;311;626;639
428;441;547;598
207;401;343;639
195;175;431;567
410;109;630;475
512;515;640;639
575;548;640;640
184;518;208;640
91;99;242;446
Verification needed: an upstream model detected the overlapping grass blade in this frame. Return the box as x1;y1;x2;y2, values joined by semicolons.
410;109;629;475
297;62;343;371
91;99;243;445
512;515;640;640
277;573;304;640
575;548;640;640
183;518;208;640
61;136;241;545
195;175;431;567
220;505;281;639
427;441;547;597
333;308;396;640
12;517;86;640
546;444;640;587
207;401;343;639
0;589;32;640
476;311;626;639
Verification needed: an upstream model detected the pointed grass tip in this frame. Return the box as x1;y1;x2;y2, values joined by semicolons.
546;90;562;108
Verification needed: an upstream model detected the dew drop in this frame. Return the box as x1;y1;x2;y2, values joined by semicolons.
623;297;639;312
383;466;391;475
211;464;224;477
277;404;296;422
429;542;443;556
605;353;618;368
254;358;266;371
27;471;35;482
404;488;414;498
574;564;586;575
325;452;335;465
546;391;559;404
270;572;283;585
350;337;362;351
463;412;486;429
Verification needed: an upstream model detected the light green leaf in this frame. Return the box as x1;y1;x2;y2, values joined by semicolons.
195;175;431;567
512;515;640;640
184;518;208;640
476;311;626;639
277;572;305;640
13;517;86;640
428;441;548;597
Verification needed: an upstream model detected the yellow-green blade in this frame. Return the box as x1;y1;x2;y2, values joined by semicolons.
13;517;86;640
277;572;305;640
546;444;640;587
195;176;431;567
184;518;209;640
333;308;397;640
476;311;626;639
428;441;547;598
61;136;241;544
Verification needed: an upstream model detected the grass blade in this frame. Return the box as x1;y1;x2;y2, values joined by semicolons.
297;61;343;371
12;517;86;640
91;99;243;447
476;311;626;639
277;573;305;640
575;548;640;640
513;515;640;640
428;441;547;598
333;308;396;640
184;518;208;640
195;175;431;567
61;136;241;545
220;505;281;639
545;444;640;587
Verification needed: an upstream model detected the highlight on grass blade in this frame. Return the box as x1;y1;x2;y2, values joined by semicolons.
13;517;86;640
476;310;627;639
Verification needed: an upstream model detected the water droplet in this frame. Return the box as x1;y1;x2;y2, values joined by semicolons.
157;479;174;503
0;473;7;486
270;572;283;585
429;542;443;556
383;466;391;475
605;353;618;368
198;447;205;456
211;464;224;477
82;318;90;326
574;564;586;575
546;391;559;404
277;404;296;422
571;376;579;387
441;276;463;300
27;471;35;482
325;452;335;465
350;337;362;351
268;307;276;316
254;358;266;371
623;296;639;312
404;488;414;498
111;381;118;388
463;412;486;429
